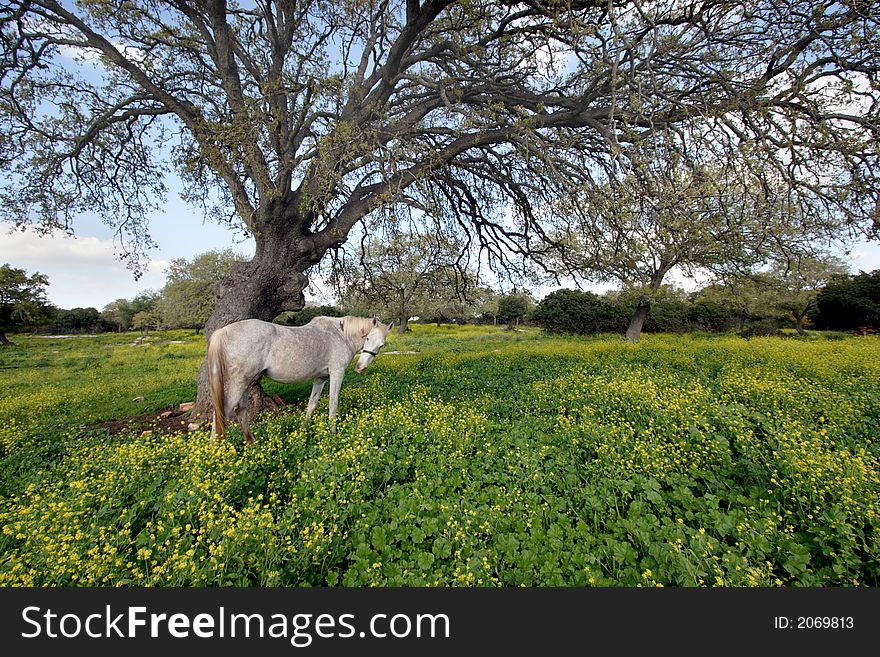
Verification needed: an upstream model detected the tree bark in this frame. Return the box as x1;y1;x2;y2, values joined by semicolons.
794;312;806;336
0;332;13;346
189;222;311;425
625;303;650;343
397;291;409;335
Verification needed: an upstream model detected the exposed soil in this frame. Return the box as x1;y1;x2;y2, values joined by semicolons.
95;407;197;436
93;393;291;436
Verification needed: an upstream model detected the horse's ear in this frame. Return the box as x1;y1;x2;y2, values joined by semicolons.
373;317;378;325
387;322;395;333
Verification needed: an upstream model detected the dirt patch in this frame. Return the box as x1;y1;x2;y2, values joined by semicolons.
94;394;293;436
95;407;198;436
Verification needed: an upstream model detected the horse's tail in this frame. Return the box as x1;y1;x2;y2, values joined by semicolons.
207;330;227;439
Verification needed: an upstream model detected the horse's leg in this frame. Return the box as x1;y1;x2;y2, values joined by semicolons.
237;389;255;444
304;377;327;421
327;370;345;434
239;409;255;444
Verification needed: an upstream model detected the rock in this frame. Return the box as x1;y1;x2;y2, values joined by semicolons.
178;402;195;412
159;410;173;419
133;396;145;402
187;422;202;431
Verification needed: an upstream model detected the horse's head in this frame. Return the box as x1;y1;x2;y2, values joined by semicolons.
355;319;394;373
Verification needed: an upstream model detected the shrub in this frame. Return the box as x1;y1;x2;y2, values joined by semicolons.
532;289;627;334
739;318;781;338
642;299;692;333
688;300;738;333
812;270;880;331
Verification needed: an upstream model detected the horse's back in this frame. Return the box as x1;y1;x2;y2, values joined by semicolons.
216;318;279;347
212;317;350;383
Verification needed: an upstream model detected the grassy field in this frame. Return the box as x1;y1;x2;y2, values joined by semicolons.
0;325;878;586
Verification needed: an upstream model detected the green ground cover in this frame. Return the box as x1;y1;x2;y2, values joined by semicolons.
1;326;878;586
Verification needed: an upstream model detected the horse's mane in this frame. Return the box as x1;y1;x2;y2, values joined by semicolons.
340;315;375;339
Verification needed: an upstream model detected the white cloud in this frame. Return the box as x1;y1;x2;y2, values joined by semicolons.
0;226;168;309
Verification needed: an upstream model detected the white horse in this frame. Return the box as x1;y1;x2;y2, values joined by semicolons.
207;315;393;441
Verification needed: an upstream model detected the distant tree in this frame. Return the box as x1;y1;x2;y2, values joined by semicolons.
334;230;474;335
131;290;161;315
131;310;161;336
764;254;849;335
550;144;853;342
695;278;782;332
497;292;533;327
812;271;880;331
101;298;135;332
478;291;501;325
0;264;52;345
156;250;242;332
55;307;104;334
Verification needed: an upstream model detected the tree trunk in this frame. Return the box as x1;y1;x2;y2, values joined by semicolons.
0;331;12;346
397;292;409;335
794;312;806;336
189;229;311;426
625;303;650;343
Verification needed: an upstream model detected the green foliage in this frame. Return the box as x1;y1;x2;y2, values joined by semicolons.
54;307;105;333
687;300;738;333
132;311;161;335
333;230;480;328
739;318;782;339
812;270;880;331
276;305;342;327
642;299;691;333
156;250;242;331
531;289;627;334
496;292;533;325
101;298;135;332
1;327;878;587
0;263;53;341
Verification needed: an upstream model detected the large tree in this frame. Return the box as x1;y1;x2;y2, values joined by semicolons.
2;1;878;412
0;263;52;345
549;141;862;342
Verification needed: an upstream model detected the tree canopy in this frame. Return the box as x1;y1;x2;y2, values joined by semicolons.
4;2;877;278
0;263;52;344
812;269;880;330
